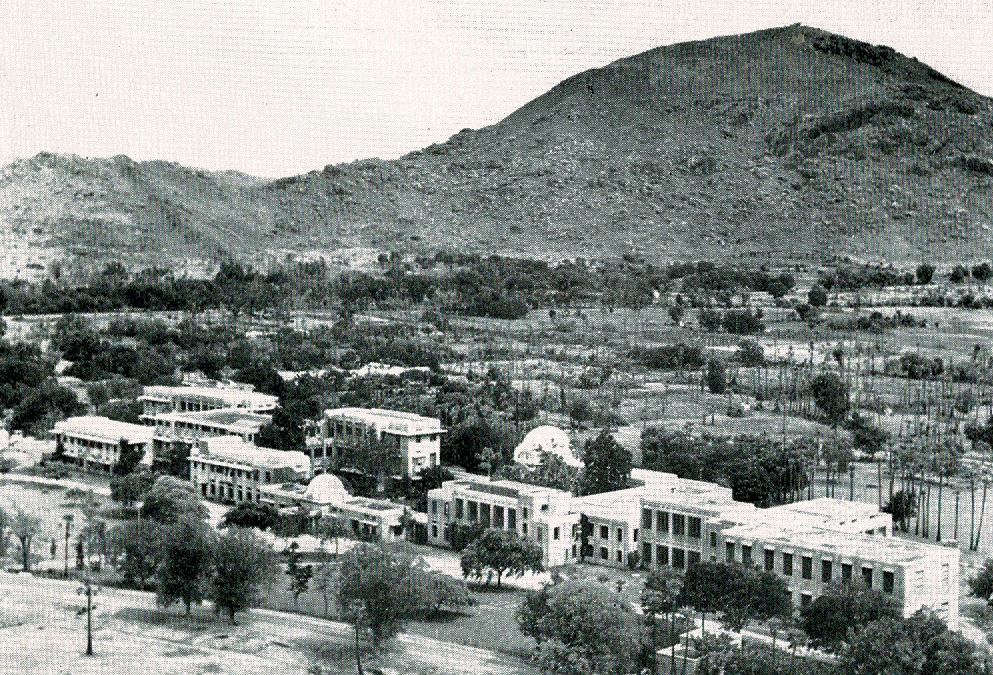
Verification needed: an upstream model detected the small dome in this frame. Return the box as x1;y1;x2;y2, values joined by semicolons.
514;426;581;468
304;473;350;505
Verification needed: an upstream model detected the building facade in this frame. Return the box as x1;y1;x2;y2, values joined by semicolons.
148;408;272;469
139;381;278;419
311;408;443;477
189;436;308;505
427;477;578;568
51;416;154;473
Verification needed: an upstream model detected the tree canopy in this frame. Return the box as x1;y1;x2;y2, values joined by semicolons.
460;527;543;588
578;430;631;496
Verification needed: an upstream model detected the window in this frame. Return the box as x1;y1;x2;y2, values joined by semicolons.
480;504;491;527
742;545;752;567
600;547;609;560
443;502;450;518
710;532;718;549
553;527;560;541
431;525;438;538
672;514;685;536
633;529;638;543
494;505;504;528
468;501;478;522
783;553;793;577
658;511;669;533
643;508;653;530
508;508;516;529
688;517;702;539
672;548;685;570
862;567;874;589
643;543;653;563
658;545;669;566
522;523;528;536
688;551;701;566
802;556;812;580
801;593;812;607
617;550;623;563
841;564;852;583
726;542;735;563
764;549;775;572
822;560;833;583
523;507;529;520
431;500;438;516
601;525;609;539
883;571;894;593
617;528;623;543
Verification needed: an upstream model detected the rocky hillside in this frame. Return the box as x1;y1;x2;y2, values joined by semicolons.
3;24;993;277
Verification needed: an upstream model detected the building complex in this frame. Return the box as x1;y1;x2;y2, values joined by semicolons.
52;416;154;473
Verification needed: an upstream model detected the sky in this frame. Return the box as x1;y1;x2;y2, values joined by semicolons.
1;0;991;178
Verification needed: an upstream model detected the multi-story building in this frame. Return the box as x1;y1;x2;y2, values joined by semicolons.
51;416;154;473
427;477;578;567
311;408;443;478
148;409;272;468
189;436;308;504
574;487;645;568
139;381;278;419
761;498;892;536
718;521;959;629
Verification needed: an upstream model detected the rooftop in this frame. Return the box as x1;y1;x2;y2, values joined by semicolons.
141;384;278;411
53;416;154;444
721;522;959;566
574;487;645;522
763;498;885;525
324;407;442;435
193;437;309;472
150;409;272;433
454;477;572;501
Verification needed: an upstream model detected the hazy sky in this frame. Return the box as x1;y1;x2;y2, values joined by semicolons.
1;0;990;177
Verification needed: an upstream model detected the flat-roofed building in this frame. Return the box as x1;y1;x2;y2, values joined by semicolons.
574;487;645;568
313;408;443;477
719;522;959;629
762;498;892;536
148;408;272;468
140;382;278;419
190;436;308;505
427;477;578;568
52;416;154;474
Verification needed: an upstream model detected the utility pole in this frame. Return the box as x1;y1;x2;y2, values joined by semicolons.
63;514;73;578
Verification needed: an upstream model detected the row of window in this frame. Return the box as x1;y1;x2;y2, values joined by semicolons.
725;542;895;593
641;509;702;538
193;461;274;483
598;525;638;543
641;543;702;569
449;498;522;530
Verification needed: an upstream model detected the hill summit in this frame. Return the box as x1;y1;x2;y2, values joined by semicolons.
2;24;993;276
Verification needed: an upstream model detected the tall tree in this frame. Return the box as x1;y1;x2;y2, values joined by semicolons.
799;582;899;652
579;430;631;496
460;527;543;588
811;372;850;429
109;518;162;589
11;509;42;572
140;475;209;524
212;526;278;623
156;516;216;615
284;541;313;610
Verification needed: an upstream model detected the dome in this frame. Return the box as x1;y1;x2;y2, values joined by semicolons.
304;473;351;505
514;426;581;468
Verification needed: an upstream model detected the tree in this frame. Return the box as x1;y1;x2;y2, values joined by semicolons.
496;450;580;493
883;490;918;532
109;518;162;589
679;562;737;634
460;528;543;588
847;412;890;459
417;570;471;618
808;284;828;307
973;262;992;285
521;579;639;675
811;372;850;428
916;263;935;285
140;475;209;524
722;566;792;632
578;430;631;496
284;541;313;610
11;508;42;571
799;581;899;652
314;514;347;559
767;280;789;300
10;380;86;436
221;502;280;531
112;439;144;476
156;516;216;615
109;469;156;507
212;526;278;623
335;543;423;650
968;559;993;606
736;339;765;368
706;359;727;395
668;305;685;326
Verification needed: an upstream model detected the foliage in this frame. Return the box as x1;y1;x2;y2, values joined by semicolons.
109;518;162;589
916;263;935;285
450;522;487;553
721;565;792;632
112;440;145;476
156;516;216;614
460;528;544;587
721;309;765;335
99;399;143;425
518;579;639;675
11;508;42;571
109;469;157;507
630;343;705;371
140;475;209;524
496;450;580;494
335;543;424;650
212;526;279;623
799;581;899;652
578;430;631;497
846;412;890;458
811;372;850;427
882;490;918;532
736;339;765;367
416;570;472;618
808;284;829;307
9;380;86;436
221;502;281;531
968;559;993;605
284;541;314;609
706;358;727;395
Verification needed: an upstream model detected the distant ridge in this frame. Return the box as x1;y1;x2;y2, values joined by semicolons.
2;24;992;278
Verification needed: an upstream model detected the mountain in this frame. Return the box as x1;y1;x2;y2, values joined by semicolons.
3;24;993;278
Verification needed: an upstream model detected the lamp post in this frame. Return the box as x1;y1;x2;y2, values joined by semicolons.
63;514;74;578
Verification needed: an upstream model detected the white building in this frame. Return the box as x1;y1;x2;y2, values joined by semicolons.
189;436;308;504
139;381;278;418
513;425;581;468
147;408;272;468
428;477;578;568
52;416;154;473
313;408;443;477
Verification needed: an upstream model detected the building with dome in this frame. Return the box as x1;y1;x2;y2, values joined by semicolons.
513;426;581;469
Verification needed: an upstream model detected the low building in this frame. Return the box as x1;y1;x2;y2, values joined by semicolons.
189;436;308;505
762;498;892;536
259;473;408;542
427;477;579;568
148;409;272;468
718;521;959;629
312;408;443;477
140;381;278;419
51;416;154;473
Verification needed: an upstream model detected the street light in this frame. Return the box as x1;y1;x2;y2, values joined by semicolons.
63;514;73;578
